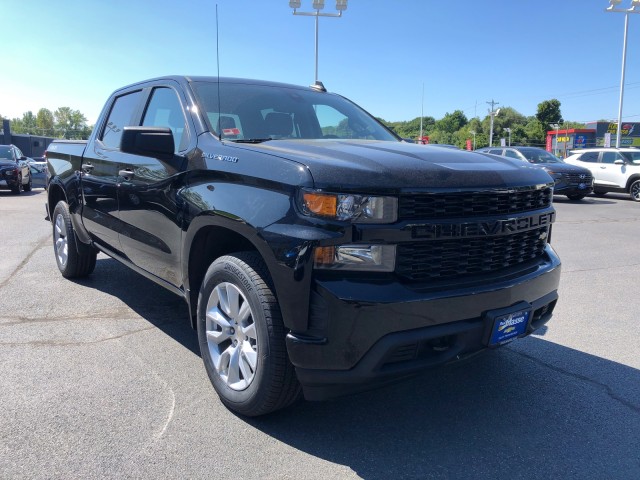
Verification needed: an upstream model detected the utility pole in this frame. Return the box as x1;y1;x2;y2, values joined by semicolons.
487;99;500;147
419;83;424;143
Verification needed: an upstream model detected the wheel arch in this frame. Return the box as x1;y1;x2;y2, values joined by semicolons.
184;222;260;328
182;215;317;334
625;174;640;191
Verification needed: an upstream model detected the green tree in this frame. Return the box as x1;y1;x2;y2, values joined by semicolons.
436;110;468;134
36;108;55;136
536;99;563;132
53;107;88;139
523;119;548;147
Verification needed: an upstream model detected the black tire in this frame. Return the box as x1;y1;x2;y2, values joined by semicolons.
52;201;97;278
592;190;607;197
23;174;32;192
629;180;640;202
566;194;585;201
11;175;21;194
197;252;300;416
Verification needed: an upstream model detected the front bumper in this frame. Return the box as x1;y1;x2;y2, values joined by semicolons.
287;245;561;400
554;179;593;196
0;178;19;189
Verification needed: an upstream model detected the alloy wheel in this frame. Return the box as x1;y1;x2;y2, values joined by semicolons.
54;213;68;267
631;181;640;201
205;282;258;391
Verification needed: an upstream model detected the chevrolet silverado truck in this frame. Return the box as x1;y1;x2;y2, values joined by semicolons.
46;76;561;416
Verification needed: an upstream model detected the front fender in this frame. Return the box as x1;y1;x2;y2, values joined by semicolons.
180;181;345;333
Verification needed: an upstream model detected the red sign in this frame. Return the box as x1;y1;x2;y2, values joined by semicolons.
466;139;472;151
546;134;552;152
418;136;429;145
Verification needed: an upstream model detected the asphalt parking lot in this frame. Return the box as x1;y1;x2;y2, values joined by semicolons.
1;188;639;479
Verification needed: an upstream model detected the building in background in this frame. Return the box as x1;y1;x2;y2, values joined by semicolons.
546;128;596;157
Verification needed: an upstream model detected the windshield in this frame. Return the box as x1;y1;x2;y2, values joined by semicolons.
621;151;640;162
0;146;12;160
191;81;398;142
516;148;562;164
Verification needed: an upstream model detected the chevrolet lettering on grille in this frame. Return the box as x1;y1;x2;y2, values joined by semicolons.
412;211;556;239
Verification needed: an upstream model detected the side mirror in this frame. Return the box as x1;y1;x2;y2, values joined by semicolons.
120;127;175;160
614;159;625;165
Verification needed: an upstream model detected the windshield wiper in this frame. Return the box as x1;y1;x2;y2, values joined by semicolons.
230;138;274;144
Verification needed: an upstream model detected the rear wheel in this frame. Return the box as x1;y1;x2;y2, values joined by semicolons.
52;201;97;278
197;252;300;416
629;180;640;202
592;190;607;197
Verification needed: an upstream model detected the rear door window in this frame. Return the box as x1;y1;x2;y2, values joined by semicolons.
578;151;599;163
100;91;143;149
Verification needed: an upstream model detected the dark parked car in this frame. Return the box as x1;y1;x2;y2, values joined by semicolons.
477;146;593;200
0;144;32;194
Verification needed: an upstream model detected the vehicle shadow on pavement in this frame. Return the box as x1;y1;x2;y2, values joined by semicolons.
65;257;640;479
71;256;199;356
247;339;640;479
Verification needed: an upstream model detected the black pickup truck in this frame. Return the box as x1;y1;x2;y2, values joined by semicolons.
46;76;561;416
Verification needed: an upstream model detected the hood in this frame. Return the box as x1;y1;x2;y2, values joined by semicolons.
537;161;592;174
233;140;554;193
0;159;17;168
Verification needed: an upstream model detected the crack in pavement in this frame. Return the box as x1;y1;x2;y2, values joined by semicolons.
0;234;50;291
0;324;160;347
0;306;183;327
0;316;183;346
509;348;640;415
562;261;640;274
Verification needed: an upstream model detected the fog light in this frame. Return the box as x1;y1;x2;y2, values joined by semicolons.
314;244;396;272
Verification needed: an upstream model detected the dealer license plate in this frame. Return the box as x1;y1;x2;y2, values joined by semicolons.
488;309;530;347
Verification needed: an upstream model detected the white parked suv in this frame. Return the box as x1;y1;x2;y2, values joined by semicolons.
564;147;640;201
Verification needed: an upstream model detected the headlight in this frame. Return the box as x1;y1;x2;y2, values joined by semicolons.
300;189;397;223
543;169;562;183
314;244;396;272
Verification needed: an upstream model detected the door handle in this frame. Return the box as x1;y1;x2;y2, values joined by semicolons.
81;163;94;173
119;169;134;180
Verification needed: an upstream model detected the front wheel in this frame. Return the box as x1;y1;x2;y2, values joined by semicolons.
23;174;32;192
197;252;300;416
52;201;97;278
11;175;21;194
629;180;640;202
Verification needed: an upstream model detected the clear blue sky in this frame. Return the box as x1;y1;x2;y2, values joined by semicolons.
3;0;640;126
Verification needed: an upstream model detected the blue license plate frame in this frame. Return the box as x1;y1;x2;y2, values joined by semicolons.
486;307;531;347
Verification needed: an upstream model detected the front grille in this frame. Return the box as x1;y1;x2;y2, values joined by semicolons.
398;187;553;220
564;173;592;184
395;227;549;281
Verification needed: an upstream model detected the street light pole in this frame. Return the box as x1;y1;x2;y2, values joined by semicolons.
487;99;500;147
605;0;640;148
551;123;560;156
504;127;511;147
290;0;348;84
